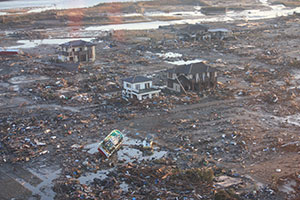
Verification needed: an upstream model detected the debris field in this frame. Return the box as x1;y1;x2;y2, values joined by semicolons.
0;0;300;199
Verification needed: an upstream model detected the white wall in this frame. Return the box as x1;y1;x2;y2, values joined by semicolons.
91;46;96;61
123;81;152;92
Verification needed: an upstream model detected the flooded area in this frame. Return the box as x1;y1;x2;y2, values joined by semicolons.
0;0;147;15
84;2;300;31
1;0;299;50
9;38;95;49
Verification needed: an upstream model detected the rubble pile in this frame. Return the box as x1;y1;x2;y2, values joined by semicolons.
53;159;242;199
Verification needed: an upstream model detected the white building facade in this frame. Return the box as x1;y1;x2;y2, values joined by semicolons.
122;76;161;101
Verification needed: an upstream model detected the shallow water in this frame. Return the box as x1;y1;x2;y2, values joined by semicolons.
84;136;168;163
78;168;114;185
0;0;146;12
8;38;95;49
84;1;300;31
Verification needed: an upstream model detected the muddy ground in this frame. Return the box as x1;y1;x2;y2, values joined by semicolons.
0;0;300;199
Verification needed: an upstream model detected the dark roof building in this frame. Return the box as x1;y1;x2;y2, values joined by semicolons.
59;40;95;48
184;24;208;34
167;62;218;75
167;62;218;93
58;40;96;62
122;76;152;84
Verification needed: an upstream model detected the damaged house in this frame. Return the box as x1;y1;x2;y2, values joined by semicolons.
179;24;209;41
122;76;161;101
207;28;232;40
167;62;218;93
179;24;231;41
58;40;96;62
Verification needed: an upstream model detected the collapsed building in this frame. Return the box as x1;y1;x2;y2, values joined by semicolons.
122;76;161;101
178;24;209;41
207;28;232;40
57;40;96;62
178;24;231;41
166;62;218;93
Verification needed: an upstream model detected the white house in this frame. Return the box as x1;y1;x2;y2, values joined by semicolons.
122;76;161;101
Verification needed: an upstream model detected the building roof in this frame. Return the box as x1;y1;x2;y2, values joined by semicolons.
167;62;217;75
181;24;208;34
59;40;95;48
123;76;152;83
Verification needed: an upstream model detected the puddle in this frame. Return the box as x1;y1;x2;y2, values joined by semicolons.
84;136;168;163
84;142;99;154
81;136;167;187
8;75;49;84
118;141;167;163
27;104;80;112
118;147;142;162
8;38;95;49
278;179;296;194
78;168;114;185
15;167;61;200
122;136;140;145
166;59;204;65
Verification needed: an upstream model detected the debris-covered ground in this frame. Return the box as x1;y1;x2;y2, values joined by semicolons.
0;0;300;199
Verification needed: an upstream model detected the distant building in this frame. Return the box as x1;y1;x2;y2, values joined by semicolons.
178;24;231;41
179;24;209;41
167;62;218;93
200;7;227;15
0;48;20;56
207;28;232;40
58;40;95;63
122;76;161;101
